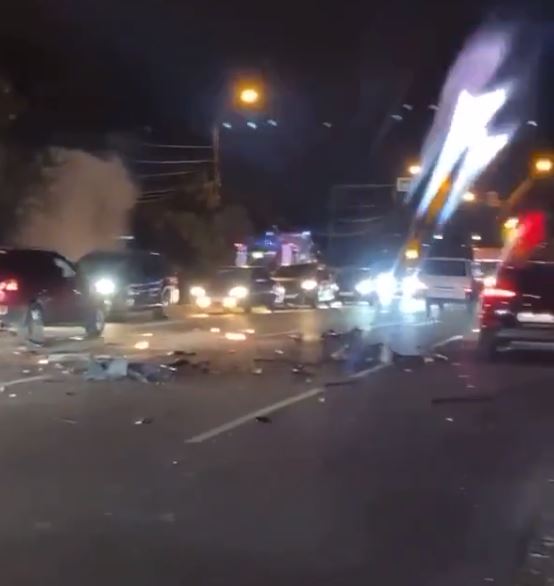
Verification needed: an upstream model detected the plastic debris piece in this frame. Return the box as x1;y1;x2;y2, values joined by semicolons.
105;358;128;379
318;396;326;403
8;393;16;398
209;327;221;333
274;349;284;355
445;417;454;422
134;417;154;425
134;340;149;350
404;368;413;373
432;352;449;362
255;415;271;423
251;368;263;375
37;358;49;365
21;369;31;374
61;418;78;425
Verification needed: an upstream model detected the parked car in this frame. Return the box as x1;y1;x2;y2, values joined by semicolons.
477;248;554;360
189;266;283;313
78;250;179;320
272;263;338;307
0;247;105;342
418;257;476;315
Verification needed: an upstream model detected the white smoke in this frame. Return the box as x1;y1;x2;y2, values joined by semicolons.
15;148;138;260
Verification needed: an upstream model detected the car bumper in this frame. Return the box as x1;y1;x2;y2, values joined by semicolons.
493;326;554;349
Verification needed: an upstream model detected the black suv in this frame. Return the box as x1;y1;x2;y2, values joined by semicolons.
0;248;105;342
78;250;179;320
478;247;554;359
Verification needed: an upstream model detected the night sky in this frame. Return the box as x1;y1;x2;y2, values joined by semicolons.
0;0;550;225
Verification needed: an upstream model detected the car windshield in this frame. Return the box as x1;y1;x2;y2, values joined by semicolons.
79;252;142;281
421;259;467;277
212;268;251;284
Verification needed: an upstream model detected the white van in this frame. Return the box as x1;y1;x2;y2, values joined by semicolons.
418;257;476;313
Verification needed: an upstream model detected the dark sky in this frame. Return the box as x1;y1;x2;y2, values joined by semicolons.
0;0;549;224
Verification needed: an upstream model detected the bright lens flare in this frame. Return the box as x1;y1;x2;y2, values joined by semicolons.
94;277;116;295
239;88;259;104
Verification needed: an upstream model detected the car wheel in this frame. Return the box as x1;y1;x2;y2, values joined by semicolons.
21;303;45;344
84;307;105;338
476;330;498;361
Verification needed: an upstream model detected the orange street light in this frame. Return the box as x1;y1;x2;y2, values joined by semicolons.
408;163;422;176
534;157;553;174
239;87;260;105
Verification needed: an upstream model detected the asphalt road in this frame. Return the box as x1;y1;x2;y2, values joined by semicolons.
1;303;554;585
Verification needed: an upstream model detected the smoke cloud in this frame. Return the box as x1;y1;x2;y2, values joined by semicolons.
15;148;137;260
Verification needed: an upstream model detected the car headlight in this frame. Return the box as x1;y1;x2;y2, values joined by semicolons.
94;277;116;296
229;285;249;299
483;275;496;288
375;272;396;304
190;285;205;297
301;279;317;291
402;275;427;297
355;278;373;296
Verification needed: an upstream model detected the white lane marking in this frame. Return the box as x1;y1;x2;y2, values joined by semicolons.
349;363;388;379
0;375;49;387
185;362;390;444
432;334;464;350
185;387;324;444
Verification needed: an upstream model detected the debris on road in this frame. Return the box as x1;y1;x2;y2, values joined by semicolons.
274;349;285;355
445;417;454;422
60;418;78;425
209;327;221;333
255;415;271;423
8;393;16;398
169;350;196;357
325;379;355;387
141;332;154;337
134;417;154;425
84;357;173;383
251;368;263;375
134;340;150;350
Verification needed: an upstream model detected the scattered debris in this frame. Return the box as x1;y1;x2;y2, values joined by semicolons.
318;396;326;403
65;391;76;396
403;368;413;373
529;552;550;559
134;340;150;350
289;333;303;342
84;357;173;383
141;332;154;337
432;394;494;404
61;418;78;425
432;352;449;362
8;393;16;398
37;358;49;365
225;332;247;341
21;369;31;374
209;327;221;334
445;417;454;422
251;368;263;375
167;357;190;369
255;415;271;423
466;384;476;389
169;350;196;357
134;417;154;425
458;373;470;379
171;460;179;465
274;349;285;355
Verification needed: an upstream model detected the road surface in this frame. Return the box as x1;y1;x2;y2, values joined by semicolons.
0;303;552;585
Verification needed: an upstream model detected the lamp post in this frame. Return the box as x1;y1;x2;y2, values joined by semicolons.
213;83;263;196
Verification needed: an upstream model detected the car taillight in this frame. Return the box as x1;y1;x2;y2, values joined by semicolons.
482;287;516;299
0;278;18;292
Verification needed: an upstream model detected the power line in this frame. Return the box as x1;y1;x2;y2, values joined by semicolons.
142;142;212;150
134;159;213;165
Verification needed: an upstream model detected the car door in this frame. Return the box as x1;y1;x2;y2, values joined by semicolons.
252;268;273;304
51;254;84;324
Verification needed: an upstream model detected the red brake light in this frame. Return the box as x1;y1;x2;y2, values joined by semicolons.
482;287;516;299
0;278;19;292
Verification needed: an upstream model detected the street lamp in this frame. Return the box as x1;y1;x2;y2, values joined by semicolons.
534;157;553;175
239;87;260;105
408;163;422;176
